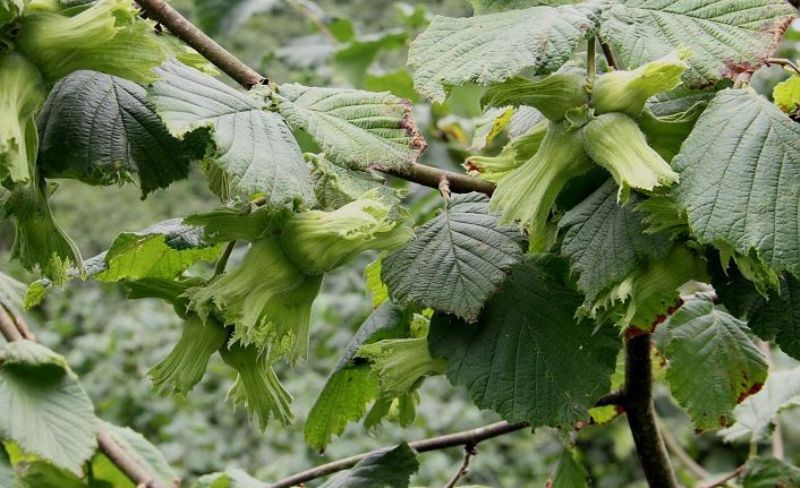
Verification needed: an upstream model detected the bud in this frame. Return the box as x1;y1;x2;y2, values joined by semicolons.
481;67;588;121
148;315;227;396
16;0;166;83
0;52;45;185
464;120;547;182
581;112;679;202
593;50;689;117
220;343;293;430
490;121;592;241
280;189;413;276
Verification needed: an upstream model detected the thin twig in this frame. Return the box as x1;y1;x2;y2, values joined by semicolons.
444;444;477;488
767;57;800;77
599;39;621;70
267;421;527;488
136;0;265;88
658;417;710;480
0;306;23;342
586;38;597;82
135;0;496;197
97;428;158;488
698;465;746;488
213;241;236;278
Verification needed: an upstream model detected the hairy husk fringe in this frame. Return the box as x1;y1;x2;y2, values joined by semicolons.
0;52;45;186
358;335;445;398
581;112;679;202
16;0;166;83
220;343;293;430
280;188;413;275
490;121;592;248
148;315;227;395
464;120;547;182
481;67;588;121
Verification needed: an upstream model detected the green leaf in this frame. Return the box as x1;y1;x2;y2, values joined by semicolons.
469;0;578;13
308;153;400;211
98;422;178;488
150;62;315;205
0;341;98;474
429;255;621;427
558;180;671;303
305;303;409;451
599;0;795;88
364;256;389;308
275;83;426;171
773;75;800;114
319;443;419;488
674;88;800;278
383;192;524;322
551;447;588;488
14;460;85;488
743;457;800;488
37;71;197;198
86;219;222;281
195;0;280;36
720;368;800;443
408;3;600;102
665;289;768;430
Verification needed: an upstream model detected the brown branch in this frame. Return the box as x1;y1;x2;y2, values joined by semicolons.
444;444;477;488
698;465;746;488
137;0;265;88
623;333;679;488
136;0;495;197
97;428;159;488
0;307;165;486
599;38;621;70
267;421;527;488
0;306;23;342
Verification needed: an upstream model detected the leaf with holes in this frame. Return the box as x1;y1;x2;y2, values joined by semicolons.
275;83;426;171
408;3;600;102
674;88;800;278
0;341;97;474
382;193;525;322
86;219;222;281
150;62;315;205
599;0;795;88
38;71;200;198
429;255;621;427
665;290;768;430
559;180;671;303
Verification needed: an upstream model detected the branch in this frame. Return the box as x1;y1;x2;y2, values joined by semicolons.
136;0;495;197
599;38;621;70
658;417;710;480
698;465;746;488
444;444;477;488
623;333;679;488
0;307;165;486
267;421;527;488
138;0;265;88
